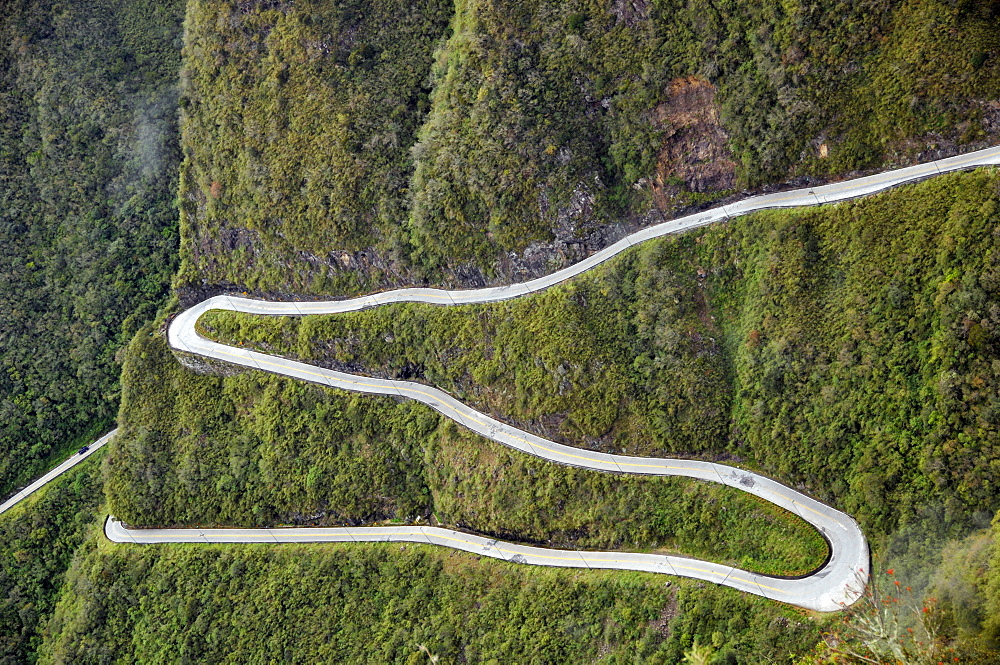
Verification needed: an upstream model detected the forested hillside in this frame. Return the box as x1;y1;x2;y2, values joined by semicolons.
201;169;1000;549
175;0;1000;294
0;0;184;497
0;456;104;664
182;169;1000;654
38;540;822;664
6;0;1000;662
107;319;827;578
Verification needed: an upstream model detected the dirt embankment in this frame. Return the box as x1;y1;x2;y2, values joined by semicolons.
651;76;737;212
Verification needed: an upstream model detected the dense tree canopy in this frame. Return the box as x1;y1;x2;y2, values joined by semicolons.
5;0;1000;661
203;169;1000;547
0;0;184;497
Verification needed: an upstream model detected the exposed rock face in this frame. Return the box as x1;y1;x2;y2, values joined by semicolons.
610;0;651;26
652;77;737;210
172;349;249;377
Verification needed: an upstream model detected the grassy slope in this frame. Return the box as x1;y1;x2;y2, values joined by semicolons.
199;234;731;459
37;538;822;665
0;453;820;664
0;0;184;497
107;324;826;577
201;169;1000;549
175;0;1000;293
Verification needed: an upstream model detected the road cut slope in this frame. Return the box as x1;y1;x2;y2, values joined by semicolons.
114;146;1000;611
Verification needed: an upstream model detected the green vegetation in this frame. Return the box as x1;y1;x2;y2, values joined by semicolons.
702;0;1000;181
796;512;1000;662
0;0;184;497
0;454;104;664
108;323;827;577
175;0;1000;294
720;169;1000;541
174;0;452;293
188;166;1000;658
38;540;822;664
930;524;998;649
199;242;731;458
201;168;1000;551
8;0;1000;661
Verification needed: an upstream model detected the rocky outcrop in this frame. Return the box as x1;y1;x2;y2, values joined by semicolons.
652;77;737;211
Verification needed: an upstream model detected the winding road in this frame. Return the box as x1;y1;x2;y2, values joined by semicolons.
12;146;1000;612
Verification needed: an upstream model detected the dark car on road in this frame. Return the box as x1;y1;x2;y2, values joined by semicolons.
78;446;89;455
